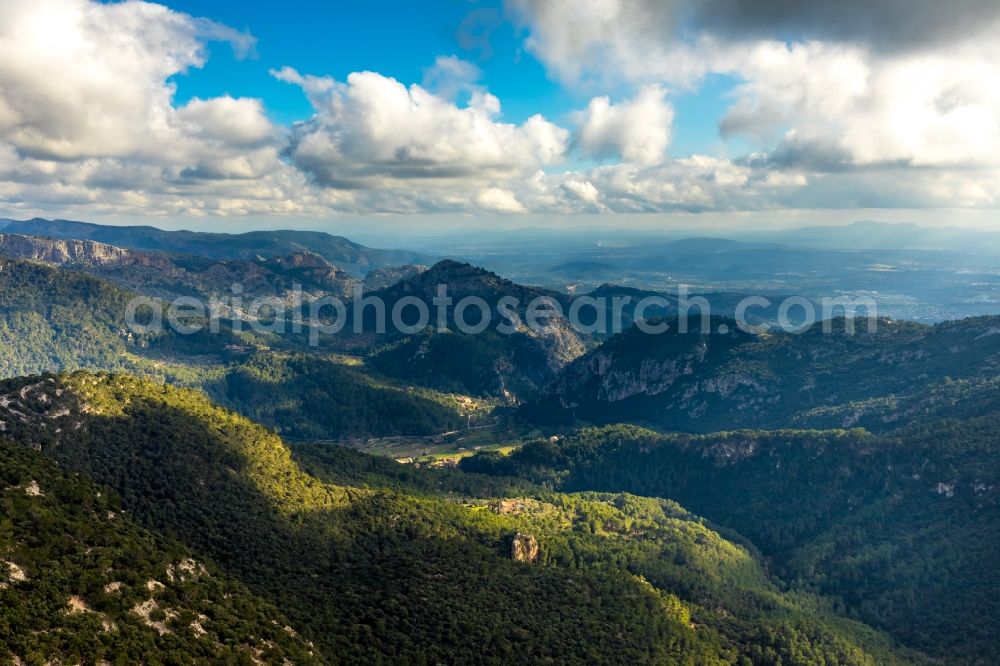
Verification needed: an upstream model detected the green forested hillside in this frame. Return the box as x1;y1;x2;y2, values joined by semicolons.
790;374;1000;430
0;440;319;665
0;259;473;441
461;422;1000;662
0;257;253;380
0;372;914;664
367;328;551;399
0;258;142;378
203;352;464;439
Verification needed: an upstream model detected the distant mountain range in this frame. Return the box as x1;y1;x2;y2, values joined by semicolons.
0;217;435;277
6;217;1000;322
753;220;1000;251
410;223;1000;322
0;232;359;299
369;219;1000;254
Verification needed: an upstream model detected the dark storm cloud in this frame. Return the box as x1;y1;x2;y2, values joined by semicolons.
692;0;1000;50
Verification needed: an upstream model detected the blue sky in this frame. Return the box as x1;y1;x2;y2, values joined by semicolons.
163;0;732;156
0;0;997;227
166;2;556;120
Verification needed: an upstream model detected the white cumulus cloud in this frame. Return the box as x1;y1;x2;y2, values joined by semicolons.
507;0;1000;212
0;0;312;218
275;67;570;204
574;85;673;165
475;187;526;213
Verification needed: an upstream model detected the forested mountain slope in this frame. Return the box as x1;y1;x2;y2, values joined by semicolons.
0;257;146;378
0;259;467;440
202;352;464;438
0;372;914;664
0;440;319;664
462;421;1000;662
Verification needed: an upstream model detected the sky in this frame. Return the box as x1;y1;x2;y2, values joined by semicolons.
0;0;999;230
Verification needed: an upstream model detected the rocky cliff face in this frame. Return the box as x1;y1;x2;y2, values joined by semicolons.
551;346;708;404
510;533;539;563
0;233;179;274
545;319;749;409
532;314;1000;432
260;252;359;297
362;264;428;291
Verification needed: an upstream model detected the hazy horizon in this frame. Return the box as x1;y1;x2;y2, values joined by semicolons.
3;210;999;242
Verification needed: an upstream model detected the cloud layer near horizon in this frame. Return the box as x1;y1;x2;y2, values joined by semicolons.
0;0;998;218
